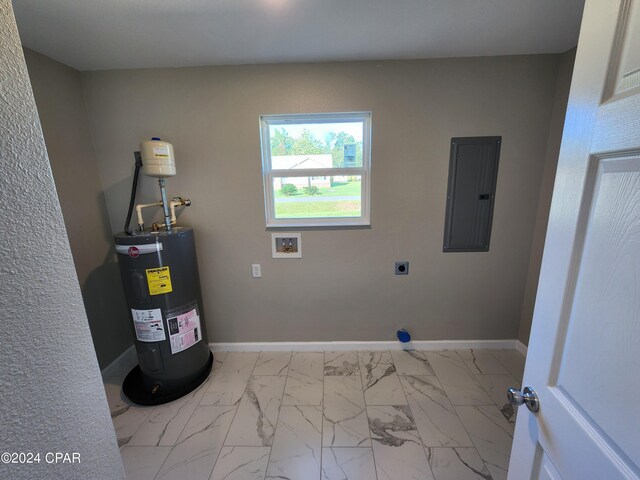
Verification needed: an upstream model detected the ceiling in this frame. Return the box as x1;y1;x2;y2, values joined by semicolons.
12;0;585;71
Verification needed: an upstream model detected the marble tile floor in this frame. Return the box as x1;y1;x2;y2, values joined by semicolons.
103;348;524;480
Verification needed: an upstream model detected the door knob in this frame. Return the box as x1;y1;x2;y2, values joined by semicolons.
507;386;539;413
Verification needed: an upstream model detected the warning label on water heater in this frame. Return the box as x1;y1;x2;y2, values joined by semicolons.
146;266;173;295
131;308;166;342
167;308;201;354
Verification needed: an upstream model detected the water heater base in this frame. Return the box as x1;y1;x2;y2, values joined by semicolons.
122;351;214;406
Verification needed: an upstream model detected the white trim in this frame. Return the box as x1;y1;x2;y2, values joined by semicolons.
209;339;520;352
100;345;136;379
260;111;372;228
99;340;526;374
515;340;528;356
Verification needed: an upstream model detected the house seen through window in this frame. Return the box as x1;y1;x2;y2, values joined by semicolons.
260;112;371;227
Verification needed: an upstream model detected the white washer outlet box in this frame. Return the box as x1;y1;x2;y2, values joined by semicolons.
251;264;262;278
272;233;302;258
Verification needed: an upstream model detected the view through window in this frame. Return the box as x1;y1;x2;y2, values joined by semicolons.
260;112;371;227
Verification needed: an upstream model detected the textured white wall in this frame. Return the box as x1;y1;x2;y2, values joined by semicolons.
0;2;124;478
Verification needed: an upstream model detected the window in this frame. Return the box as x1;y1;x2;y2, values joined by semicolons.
260;112;371;227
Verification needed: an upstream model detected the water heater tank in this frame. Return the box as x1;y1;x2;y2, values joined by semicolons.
140;138;176;178
115;227;212;405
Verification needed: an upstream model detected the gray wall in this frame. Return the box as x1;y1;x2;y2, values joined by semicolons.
23;48;133;370
81;54;564;343
518;48;576;345
0;1;124;478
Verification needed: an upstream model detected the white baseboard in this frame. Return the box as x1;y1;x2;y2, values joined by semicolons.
209;339;520;352
99;339;527;375
515;340;528;356
101;344;136;379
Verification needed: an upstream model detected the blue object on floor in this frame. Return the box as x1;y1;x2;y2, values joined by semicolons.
397;329;411;343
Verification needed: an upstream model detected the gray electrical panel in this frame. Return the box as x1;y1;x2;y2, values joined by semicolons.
443;136;501;252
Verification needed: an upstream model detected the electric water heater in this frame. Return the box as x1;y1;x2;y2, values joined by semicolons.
115;138;212;405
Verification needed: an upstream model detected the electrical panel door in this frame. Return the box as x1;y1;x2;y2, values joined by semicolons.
443;136;501;252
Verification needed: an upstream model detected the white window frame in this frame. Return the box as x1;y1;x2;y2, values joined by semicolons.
260;112;372;228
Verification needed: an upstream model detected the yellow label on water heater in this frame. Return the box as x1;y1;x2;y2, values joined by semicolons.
146;266;173;295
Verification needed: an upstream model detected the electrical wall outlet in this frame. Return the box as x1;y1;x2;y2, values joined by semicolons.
251;264;262;278
395;261;409;275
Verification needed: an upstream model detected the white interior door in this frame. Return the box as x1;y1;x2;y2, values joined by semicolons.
508;0;640;479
